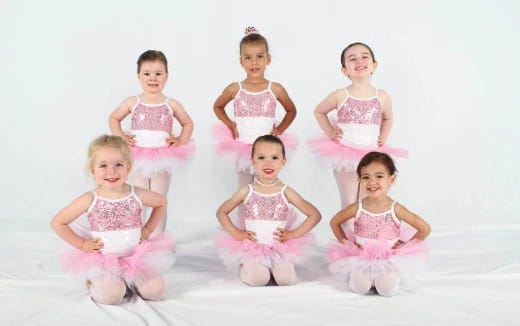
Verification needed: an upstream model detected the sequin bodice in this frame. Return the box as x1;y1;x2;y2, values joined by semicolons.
87;190;142;232
131;100;173;133
337;94;383;125
234;84;276;118
243;186;289;222
354;203;400;240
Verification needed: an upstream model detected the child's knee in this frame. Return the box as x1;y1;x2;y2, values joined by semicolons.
374;272;400;297
272;262;296;286
240;261;270;286
348;271;372;294
89;277;126;305
136;275;166;301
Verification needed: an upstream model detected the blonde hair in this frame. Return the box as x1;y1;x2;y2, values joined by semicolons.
87;135;133;171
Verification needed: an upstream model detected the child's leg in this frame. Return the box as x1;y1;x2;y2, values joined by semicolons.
236;171;254;229
88;276;126;305
237;171;254;187
333;169;359;208
271;261;297;286
333;169;360;231
348;270;372;294
374;272;400;297
239;259;270;286
130;175;152;225
149;172;172;234
134;274;166;301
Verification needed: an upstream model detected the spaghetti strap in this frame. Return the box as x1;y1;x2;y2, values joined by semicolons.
237;82;243;90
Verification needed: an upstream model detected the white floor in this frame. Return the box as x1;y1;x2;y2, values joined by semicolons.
1;221;519;326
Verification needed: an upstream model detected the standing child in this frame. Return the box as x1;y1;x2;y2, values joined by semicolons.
327;152;430;296
50;135;175;305
309;42;407;213
213;27;297;186
109;50;194;234
215;135;321;286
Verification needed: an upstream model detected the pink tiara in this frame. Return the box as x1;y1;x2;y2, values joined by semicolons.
244;26;259;35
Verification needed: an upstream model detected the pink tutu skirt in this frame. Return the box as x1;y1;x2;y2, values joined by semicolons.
130;140;195;177
60;232;176;284
308;136;408;172
215;208;312;269
326;239;428;289
212;123;298;173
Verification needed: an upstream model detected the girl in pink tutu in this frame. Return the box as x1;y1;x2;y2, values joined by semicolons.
51;135;175;305
327;152;430;296
310;42;407;214
215;135;321;286
109;50;194;235
213;27;297;186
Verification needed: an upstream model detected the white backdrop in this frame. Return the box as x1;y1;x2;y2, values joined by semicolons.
1;0;519;237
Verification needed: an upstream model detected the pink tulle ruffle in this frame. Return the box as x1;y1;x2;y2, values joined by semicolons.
212;123;298;173
61;232;176;284
326;238;428;290
308;137;408;172
215;232;313;270
130;140;195;177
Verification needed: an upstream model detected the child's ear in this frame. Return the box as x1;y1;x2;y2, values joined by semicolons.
390;174;396;184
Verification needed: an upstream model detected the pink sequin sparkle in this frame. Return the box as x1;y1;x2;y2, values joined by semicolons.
337;97;383;125
131;103;173;132
88;195;142;232
234;89;276;118
244;192;288;221
354;210;399;240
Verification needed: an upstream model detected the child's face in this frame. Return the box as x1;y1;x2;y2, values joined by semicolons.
251;142;285;181
341;44;377;79
240;43;271;78
91;147;131;190
138;60;168;94
359;161;395;199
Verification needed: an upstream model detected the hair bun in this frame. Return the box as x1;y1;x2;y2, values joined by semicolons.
244;26;259;35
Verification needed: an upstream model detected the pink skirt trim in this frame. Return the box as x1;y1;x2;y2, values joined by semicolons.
215;232;313;270
308;136;408;172
60;232;176;284
326;239;429;289
212;123;298;173
129;140;195;177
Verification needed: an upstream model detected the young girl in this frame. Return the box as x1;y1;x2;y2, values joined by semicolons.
215;135;321;286
50;135;175;305
309;42;407;212
213;27;297;186
327;152;430;296
109;50;194;234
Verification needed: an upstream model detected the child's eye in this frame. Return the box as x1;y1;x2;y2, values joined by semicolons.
243;56;250;60
257;155;265;160
156;72;162;76
272;156;279;160
361;176;369;180
116;163;124;167
98;164;107;168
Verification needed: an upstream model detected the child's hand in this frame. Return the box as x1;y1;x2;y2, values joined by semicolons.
270;125;281;136
274;228;295;243
328;128;343;142
140;227;152;243
392;240;405;249
122;134;136;146
166;134;180;147
377;135;386;146
227;121;239;139
82;238;103;252
232;229;257;242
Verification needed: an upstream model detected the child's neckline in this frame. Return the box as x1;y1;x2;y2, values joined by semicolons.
345;86;378;100
239;81;271;94
94;185;133;201
360;198;394;214
137;95;168;106
249;183;285;196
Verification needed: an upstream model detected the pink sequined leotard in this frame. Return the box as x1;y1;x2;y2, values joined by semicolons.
128;96;195;177
215;184;312;269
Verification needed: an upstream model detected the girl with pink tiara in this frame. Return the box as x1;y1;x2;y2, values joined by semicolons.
213;27;298;186
327;152;430;296
109;50;194;235
51;135;175;305
309;42;407;216
215;135;321;286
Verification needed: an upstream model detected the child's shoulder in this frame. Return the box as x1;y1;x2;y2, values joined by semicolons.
121;96;139;106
